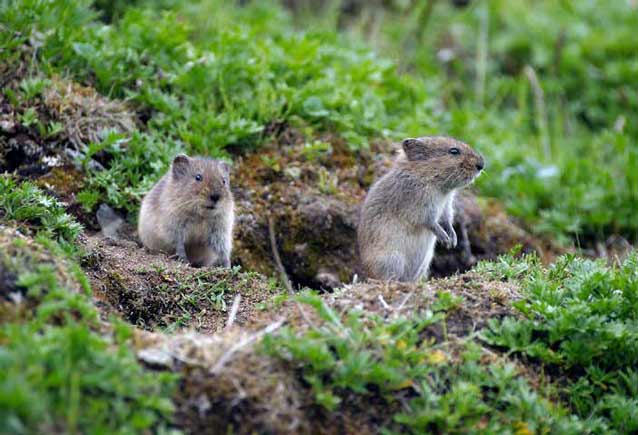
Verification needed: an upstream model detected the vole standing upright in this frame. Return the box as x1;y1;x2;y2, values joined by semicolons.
358;136;484;282
138;154;234;268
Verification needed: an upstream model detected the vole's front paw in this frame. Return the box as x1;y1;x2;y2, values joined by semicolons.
170;253;189;264
449;228;458;249
437;233;453;249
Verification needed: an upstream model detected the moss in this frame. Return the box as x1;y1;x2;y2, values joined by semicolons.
0;226;81;322
36;166;85;198
42;76;136;147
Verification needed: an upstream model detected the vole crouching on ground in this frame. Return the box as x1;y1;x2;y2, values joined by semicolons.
358;136;484;282
138;154;234;268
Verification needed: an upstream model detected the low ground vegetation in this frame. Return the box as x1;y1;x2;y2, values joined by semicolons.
1;0;637;433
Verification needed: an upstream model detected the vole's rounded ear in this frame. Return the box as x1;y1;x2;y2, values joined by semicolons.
218;160;231;175
172;154;190;178
401;138;423;161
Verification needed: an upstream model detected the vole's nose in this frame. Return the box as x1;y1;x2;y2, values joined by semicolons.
210;193;221;203
476;156;485;171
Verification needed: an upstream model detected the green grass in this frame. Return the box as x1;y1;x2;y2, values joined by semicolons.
478;252;638;434
264;292;583;434
0;184;177;434
1;321;177;435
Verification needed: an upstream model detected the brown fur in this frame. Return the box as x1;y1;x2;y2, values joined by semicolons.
357;136;484;282
138;154;235;268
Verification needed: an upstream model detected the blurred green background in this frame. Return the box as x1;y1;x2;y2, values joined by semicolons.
3;0;637;244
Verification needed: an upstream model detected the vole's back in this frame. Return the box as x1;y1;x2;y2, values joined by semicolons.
138;175;174;253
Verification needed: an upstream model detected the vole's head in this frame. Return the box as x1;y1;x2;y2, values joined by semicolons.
400;136;485;190
169;154;232;213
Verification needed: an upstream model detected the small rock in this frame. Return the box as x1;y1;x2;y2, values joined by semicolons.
137;347;173;368
284;166;301;180
96;203;124;239
315;269;341;290
65;148;105;172
0;117;16;133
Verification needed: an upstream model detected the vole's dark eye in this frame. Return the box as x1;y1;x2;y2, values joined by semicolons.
222;178;227;185
194;174;202;182
449;147;460;155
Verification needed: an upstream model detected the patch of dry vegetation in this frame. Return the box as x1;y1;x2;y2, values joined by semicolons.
42;77;136;147
1;75;136;176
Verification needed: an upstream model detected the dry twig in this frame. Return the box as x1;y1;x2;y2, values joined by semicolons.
395;291;413;312
210;319;285;375
268;216;293;293
225;293;241;330
267;216;317;327
378;294;392;311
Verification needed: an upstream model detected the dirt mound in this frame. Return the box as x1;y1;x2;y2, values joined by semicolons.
233;134;549;290
82;234;283;333
329;272;521;335
1;71;552;295
135;327;310;434
251;270;522;337
136;327;397;434
134;271;523;434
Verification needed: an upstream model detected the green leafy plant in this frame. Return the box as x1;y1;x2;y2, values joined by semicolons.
19;77;51;101
299;140;333;162
264;293;582;433
0;177;83;243
0;321;177;435
76;131;183;214
482;252;638;433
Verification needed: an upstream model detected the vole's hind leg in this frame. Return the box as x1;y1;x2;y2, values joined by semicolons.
218;255;231;268
415;236;436;281
371;251;407;281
